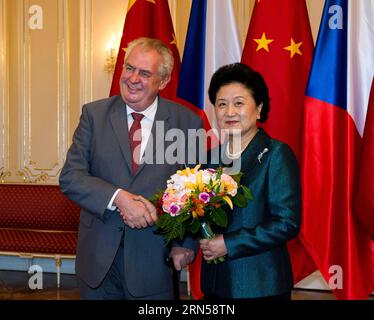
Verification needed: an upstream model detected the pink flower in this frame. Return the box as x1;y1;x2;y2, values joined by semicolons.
208;191;216;198
220;174;238;196
162;192;185;216
162;192;169;200
198;192;211;204
169;204;181;216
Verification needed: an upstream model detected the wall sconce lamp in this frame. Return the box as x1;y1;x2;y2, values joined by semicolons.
104;34;119;75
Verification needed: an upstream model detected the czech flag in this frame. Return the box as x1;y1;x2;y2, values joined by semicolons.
177;0;242;130
301;0;374;299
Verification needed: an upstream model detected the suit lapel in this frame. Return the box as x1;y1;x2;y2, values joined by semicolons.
135;97;170;177
241;128;271;175
110;98;133;174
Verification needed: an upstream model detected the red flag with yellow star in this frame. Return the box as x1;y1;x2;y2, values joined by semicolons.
241;0;317;284
242;0;313;161
109;0;180;100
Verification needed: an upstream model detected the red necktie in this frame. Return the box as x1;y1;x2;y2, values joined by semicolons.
129;112;144;174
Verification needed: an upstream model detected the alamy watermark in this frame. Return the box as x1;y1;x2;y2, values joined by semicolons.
132;122;243;174
328;264;343;290
28;265;43;290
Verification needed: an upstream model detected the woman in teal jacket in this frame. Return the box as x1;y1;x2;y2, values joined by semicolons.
200;63;301;300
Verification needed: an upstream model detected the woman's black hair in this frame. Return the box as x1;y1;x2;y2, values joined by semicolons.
208;63;270;123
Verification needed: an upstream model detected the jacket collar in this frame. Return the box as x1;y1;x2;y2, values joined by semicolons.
110;97;132;174
240;128;271;173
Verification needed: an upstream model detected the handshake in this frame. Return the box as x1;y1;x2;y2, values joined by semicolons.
114;189;157;229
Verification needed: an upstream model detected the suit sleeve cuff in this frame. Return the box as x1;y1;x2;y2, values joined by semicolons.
107;189;121;211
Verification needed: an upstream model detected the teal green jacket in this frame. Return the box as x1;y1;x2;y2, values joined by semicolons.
201;129;301;299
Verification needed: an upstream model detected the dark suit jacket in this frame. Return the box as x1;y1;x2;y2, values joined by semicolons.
201;128;301;299
59;95;203;297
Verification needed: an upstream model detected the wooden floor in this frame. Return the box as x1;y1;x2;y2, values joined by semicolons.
2;270;372;300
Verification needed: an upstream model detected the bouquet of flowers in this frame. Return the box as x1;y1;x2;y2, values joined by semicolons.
151;165;253;262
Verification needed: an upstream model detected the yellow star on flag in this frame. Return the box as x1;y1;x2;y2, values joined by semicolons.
128;0;156;13
284;38;303;58
253;32;274;52
170;33;177;47
127;0;137;12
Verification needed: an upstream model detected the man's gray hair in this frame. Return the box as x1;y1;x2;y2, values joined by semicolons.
125;37;174;80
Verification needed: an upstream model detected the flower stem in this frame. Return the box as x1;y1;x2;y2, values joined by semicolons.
200;221;226;264
201;221;215;239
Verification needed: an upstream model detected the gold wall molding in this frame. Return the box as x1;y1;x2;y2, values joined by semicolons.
58;0;69;180
79;0;93;106
0;0;10;181
15;0;69;184
0;170;11;182
16;168;49;183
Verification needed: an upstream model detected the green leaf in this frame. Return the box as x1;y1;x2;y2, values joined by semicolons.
232;193;247;207
215;167;223;180
156;214;185;245
187;218;201;234
241;185;254;201
206;256;226;264
155;213;170;228
230;172;244;184
210;207;228;228
209;196;221;203
148;190;164;204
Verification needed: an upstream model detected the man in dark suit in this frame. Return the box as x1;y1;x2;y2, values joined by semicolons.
59;37;204;299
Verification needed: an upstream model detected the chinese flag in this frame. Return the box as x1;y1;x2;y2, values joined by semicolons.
109;0;181;100
241;0;317;283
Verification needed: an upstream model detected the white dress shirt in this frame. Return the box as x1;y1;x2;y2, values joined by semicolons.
107;98;158;210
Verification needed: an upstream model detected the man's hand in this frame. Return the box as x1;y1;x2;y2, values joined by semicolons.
200;234;227;261
133;195;158;223
169;247;195;271
114;190;157;229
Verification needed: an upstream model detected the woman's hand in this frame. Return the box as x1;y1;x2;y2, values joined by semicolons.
114;191;157;229
200;234;228;261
